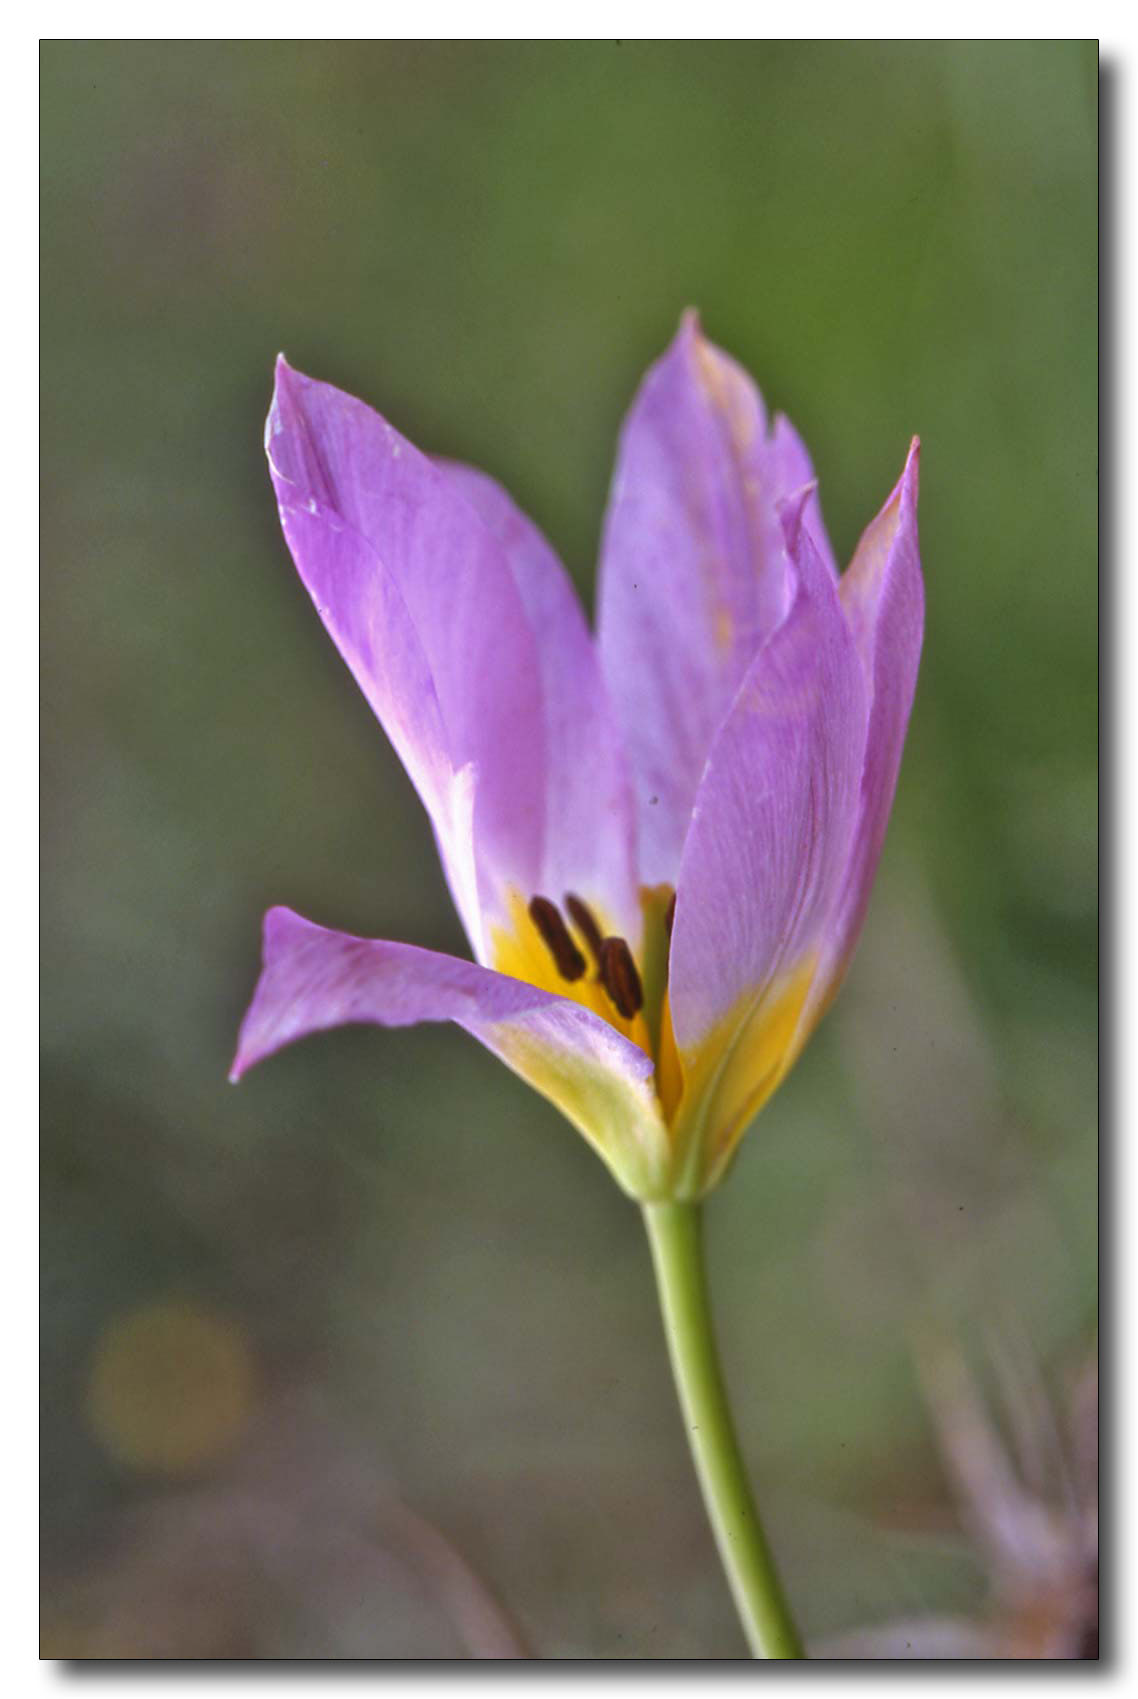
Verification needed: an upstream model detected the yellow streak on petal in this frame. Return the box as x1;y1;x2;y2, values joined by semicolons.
692;331;759;454
686;327;760;661
677;956;819;1193
488;1021;667;1199
655;987;683;1122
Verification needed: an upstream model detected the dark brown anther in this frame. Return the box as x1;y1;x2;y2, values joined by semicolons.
564;893;606;971
664;893;676;939
528;896;586;982
600;936;644;1020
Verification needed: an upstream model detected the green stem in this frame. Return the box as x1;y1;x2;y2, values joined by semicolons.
642;1200;805;1659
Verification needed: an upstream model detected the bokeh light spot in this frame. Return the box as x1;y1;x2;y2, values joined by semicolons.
86;1298;256;1475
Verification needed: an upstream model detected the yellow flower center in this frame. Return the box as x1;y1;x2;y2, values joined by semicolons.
491;885;684;1115
491;885;818;1194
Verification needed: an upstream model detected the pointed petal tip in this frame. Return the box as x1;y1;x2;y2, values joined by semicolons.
265;360;299;462
269;355;320;422
228;1024;261;1084
228;1034;267;1085
228;906;306;1084
894;435;921;513
661;311;699;372
776;480;821;551
263;362;320;483
864;437;921;531
903;434;921;484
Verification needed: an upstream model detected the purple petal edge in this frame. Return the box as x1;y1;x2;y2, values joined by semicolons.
668;483;870;1050
828;437;924;984
231;908;671;1195
597;311;841;887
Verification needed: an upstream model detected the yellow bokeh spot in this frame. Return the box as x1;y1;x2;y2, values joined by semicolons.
86;1298;256;1475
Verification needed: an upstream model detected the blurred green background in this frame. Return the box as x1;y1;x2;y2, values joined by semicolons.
41;41;1097;1658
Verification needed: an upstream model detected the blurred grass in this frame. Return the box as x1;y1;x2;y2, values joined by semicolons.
41;42;1096;1656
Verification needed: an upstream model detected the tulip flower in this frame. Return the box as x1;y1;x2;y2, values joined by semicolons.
232;313;923;1657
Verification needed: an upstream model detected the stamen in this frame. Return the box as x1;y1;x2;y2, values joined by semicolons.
528;896;586;982
564;893;606;971
600;936;644;1019
664;893;676;939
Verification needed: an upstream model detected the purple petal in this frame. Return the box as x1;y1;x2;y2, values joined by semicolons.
266;359;547;949
666;491;869;1174
439;461;641;944
232;908;671;1197
827;438;924;982
597;312;839;885
256;454;483;940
